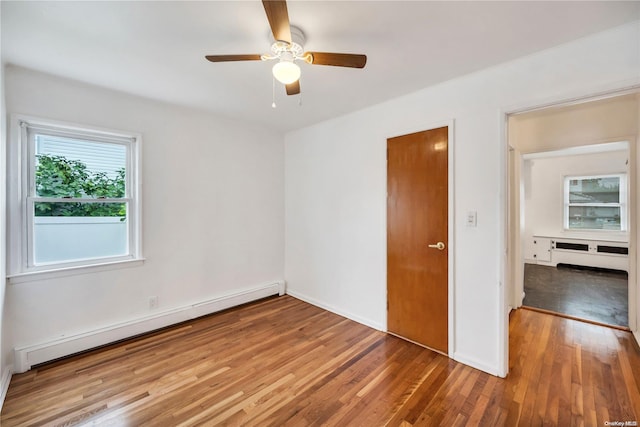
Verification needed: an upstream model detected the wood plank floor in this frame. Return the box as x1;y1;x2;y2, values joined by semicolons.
2;296;639;426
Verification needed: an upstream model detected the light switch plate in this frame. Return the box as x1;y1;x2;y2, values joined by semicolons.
467;211;477;227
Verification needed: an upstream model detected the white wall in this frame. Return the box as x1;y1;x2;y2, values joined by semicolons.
285;21;640;376
3;66;284;367
522;149;629;257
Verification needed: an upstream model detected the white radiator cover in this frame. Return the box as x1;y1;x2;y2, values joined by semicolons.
528;235;628;272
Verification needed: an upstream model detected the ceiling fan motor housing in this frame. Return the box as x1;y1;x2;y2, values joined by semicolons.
269;26;306;62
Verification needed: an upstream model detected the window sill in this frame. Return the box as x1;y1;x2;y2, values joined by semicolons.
7;258;145;285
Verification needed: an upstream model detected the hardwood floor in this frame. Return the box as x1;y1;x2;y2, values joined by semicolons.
2;295;639;426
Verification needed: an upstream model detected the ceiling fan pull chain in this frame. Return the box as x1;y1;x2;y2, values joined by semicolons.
272;75;277;108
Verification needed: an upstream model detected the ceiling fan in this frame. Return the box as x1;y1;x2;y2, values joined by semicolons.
205;0;367;97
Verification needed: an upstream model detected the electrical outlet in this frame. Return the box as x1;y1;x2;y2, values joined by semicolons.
149;296;158;309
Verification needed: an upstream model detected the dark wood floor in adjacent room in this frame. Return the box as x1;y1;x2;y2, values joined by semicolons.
523;263;628;327
2;295;639;426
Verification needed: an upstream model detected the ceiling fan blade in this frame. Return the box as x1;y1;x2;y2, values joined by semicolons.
305;52;367;69
262;0;291;43
205;54;262;62
286;80;300;96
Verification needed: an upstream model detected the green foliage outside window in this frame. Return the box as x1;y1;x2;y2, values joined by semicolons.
35;154;126;217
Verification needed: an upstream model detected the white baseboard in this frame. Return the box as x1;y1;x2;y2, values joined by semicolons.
0;365;13;413
452;351;501;377
13;281;285;373
285;289;384;331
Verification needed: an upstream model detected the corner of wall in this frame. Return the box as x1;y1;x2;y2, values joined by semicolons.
285;289;384;332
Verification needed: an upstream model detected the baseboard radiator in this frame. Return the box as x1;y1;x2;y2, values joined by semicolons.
530;236;628;272
13;281;285;373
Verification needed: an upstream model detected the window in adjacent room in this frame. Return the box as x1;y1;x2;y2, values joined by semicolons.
564;174;627;231
9;116;142;277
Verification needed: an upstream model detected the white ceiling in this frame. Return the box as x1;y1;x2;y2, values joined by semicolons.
2;1;639;132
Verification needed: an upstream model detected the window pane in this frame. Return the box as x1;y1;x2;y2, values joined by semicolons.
568;177;620;204
33;202;128;264
568;206;621;230
35;134;126;198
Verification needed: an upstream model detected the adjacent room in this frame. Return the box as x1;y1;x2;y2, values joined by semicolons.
1;1;639;425
508;94;638;329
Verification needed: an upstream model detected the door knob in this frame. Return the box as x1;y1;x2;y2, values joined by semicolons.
428;242;446;250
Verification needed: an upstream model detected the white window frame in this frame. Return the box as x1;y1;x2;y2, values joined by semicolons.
8;115;143;283
563;173;627;232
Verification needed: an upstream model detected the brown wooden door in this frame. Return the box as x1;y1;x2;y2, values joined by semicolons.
387;126;448;354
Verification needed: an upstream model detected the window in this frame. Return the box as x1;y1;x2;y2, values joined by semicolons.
564;174;626;231
9;116;142;278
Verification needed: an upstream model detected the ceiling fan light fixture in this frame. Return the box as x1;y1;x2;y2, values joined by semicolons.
272;60;301;84
204;4;366;98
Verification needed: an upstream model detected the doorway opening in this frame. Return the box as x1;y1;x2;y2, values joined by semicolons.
507;92;638;332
